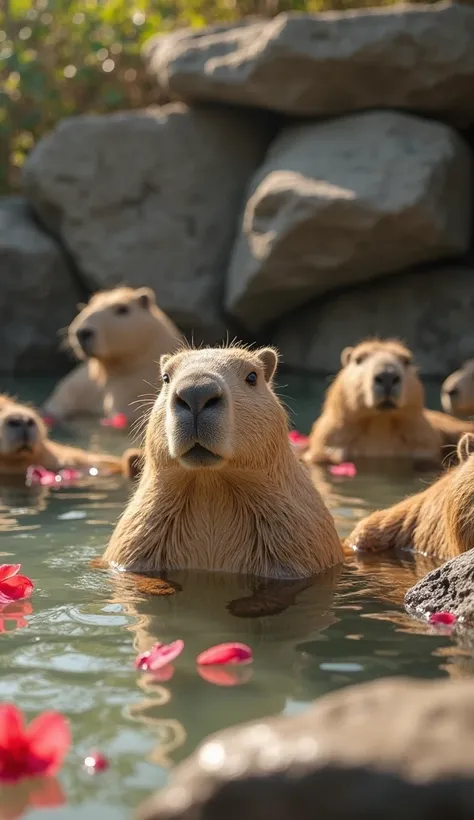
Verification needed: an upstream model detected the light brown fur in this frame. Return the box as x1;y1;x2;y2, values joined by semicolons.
306;339;474;470
45;286;182;422
43;362;104;420
0;395;129;477
104;344;343;577
441;360;474;417
345;433;474;561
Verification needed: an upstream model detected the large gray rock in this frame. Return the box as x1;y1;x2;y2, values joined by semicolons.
144;2;474;124
405;548;474;623
22;104;270;342
226;111;471;329
0;198;79;373
274;265;474;378
136;676;474;820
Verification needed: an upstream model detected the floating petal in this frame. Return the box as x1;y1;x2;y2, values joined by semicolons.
197;642;253;666
428;611;457;626
134;640;184;671
329;462;357;478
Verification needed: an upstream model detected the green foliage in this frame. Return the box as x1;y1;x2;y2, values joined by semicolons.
0;0;442;194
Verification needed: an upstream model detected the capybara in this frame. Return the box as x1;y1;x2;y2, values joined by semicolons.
43;361;104;421
44;286;181;423
306;339;474;470
0;395;129;477
103;344;343;576
441;360;474;417
345;433;474;561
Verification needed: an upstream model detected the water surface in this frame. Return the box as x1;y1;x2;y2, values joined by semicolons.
0;375;467;819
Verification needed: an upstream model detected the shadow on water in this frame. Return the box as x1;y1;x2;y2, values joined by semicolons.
0;374;471;818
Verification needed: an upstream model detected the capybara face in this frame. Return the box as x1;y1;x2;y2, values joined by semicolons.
0;397;45;457
339;340;421;413
146;346;281;471
442;361;474;416
69;287;159;362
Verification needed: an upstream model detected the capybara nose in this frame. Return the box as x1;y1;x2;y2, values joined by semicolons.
76;327;94;350
174;379;223;417
374;368;401;395
5;415;36;440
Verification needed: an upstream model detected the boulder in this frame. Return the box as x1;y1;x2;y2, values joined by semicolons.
273;265;474;378
22;103;271;342
405;548;474;622
144;2;474;125
0;198;79;374
225;111;471;329
136;676;474;820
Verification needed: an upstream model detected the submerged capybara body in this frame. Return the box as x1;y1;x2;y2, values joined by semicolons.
104;344;343;577
441;360;474;418
345;433;474;561
44;286;181;422
0;395;128;477
43;362;104;421
306;339;474;470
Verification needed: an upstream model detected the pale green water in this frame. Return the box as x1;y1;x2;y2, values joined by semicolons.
0;375;468;820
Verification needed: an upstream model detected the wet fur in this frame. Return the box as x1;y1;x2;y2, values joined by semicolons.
306;339;474;469
45;286;181;422
0;395;128;477
104;344;342;577
345;433;474;561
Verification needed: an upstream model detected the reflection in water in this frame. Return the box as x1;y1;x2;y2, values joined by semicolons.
113;567;341;765
0;375;471;820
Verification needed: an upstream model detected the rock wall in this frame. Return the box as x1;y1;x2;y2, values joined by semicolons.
2;0;473;375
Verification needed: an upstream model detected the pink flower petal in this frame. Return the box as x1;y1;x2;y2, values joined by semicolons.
329;462;357;478
197;666;253;687
0;575;34;605
0;565;21;584
26;712;71;777
58;468;82;483
0;704;25;752
196;642;253;666
134;640;184;672
100;413;128;429
428;611;457;626
84;750;109;773
41;416;56;428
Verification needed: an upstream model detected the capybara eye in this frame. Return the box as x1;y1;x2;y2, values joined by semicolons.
401;356;412;367
354;355;366;366
246;372;257;386
162;373;170;384
114;304;130;316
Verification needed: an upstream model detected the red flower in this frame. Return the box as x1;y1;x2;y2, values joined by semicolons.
0;704;71;783
100;413;128;429
0;566;34;606
428;611;457;626
196;642;253;666
134;640;184;671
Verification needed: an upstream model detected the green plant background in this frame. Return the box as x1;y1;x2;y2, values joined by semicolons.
0;0;441;194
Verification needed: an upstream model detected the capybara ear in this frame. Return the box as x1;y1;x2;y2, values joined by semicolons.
76;302;87;312
122;448;143;479
257;347;278;383
160;354;172;375
457;433;474;464
341;347;354;367
136;287;156;309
